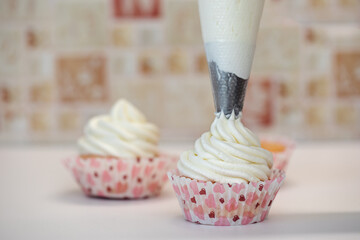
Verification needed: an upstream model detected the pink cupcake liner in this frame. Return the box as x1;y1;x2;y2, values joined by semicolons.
260;135;296;171
63;153;178;199
168;169;285;226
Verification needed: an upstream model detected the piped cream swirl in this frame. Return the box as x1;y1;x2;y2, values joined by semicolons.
178;113;273;184
78;99;159;158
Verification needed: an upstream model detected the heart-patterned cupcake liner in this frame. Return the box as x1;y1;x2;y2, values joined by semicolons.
63;153;178;199
260;135;296;171
168;169;285;226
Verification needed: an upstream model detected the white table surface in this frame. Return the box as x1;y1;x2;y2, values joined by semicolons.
0;141;360;240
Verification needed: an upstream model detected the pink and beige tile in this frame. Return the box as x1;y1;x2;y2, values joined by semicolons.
335;51;360;98
56;55;108;104
0;0;359;142
113;0;162;19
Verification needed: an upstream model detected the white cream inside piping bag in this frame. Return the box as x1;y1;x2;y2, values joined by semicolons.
198;0;265;79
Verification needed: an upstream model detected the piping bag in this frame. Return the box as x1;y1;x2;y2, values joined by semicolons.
198;0;265;118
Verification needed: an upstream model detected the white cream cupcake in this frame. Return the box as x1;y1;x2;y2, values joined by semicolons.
64;99;177;199
169;113;285;225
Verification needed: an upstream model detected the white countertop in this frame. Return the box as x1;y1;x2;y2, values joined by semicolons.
0;142;360;240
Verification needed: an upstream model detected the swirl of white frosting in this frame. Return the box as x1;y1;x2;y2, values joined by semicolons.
78;99;159;158
178;113;273;184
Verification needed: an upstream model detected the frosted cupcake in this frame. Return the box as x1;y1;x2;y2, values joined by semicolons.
168;0;285;225
64;99;177;199
169;113;285;225
260;135;295;171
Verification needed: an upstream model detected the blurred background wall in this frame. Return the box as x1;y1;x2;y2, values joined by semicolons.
0;0;359;143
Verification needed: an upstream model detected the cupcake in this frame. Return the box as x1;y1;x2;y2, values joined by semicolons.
64;99;177;199
168;113;285;225
169;0;285;225
260;135;295;171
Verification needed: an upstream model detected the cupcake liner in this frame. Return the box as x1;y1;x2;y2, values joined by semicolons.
168;169;285;226
63;153;178;199
260;135;296;171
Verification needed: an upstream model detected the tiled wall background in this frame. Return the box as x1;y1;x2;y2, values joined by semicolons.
0;0;360;143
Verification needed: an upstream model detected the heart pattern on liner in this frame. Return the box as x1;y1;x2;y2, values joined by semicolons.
63;154;177;199
168;169;285;226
